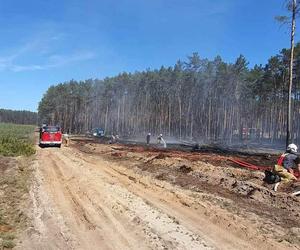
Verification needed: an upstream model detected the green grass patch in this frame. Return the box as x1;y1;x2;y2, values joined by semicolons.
0;123;35;156
0;232;16;248
2;239;16;249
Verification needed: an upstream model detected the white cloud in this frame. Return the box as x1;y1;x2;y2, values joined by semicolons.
47;51;96;67
9;51;96;72
10;65;44;72
0;33;96;72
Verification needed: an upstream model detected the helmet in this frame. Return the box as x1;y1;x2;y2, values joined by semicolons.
160;134;162;137
287;143;298;153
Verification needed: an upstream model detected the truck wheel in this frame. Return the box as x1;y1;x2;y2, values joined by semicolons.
57;144;61;148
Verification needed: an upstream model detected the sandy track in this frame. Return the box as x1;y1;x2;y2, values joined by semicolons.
17;145;298;250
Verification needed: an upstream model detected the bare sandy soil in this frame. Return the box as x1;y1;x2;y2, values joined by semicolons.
16;141;300;250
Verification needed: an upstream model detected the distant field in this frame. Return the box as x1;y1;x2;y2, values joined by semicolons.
0;123;36;156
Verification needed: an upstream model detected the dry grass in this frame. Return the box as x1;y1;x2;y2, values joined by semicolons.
0;157;33;249
0;123;35;248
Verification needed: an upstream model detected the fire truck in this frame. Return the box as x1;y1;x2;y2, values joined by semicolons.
39;125;62;148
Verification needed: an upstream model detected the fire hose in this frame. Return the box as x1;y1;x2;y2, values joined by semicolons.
228;158;300;178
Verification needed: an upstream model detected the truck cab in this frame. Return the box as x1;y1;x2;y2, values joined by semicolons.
39;125;62;148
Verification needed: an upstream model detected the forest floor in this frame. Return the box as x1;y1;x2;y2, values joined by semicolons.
16;137;300;250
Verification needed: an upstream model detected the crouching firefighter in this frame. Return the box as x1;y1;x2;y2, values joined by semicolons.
273;143;300;191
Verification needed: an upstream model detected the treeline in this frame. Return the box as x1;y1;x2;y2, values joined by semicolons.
38;43;300;145
0;109;37;125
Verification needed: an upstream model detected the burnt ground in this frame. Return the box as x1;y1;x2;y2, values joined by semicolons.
72;138;300;247
73;136;279;165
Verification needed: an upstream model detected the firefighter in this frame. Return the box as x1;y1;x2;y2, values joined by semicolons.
157;134;167;148
63;134;70;147
109;134;116;144
146;133;151;145
157;134;163;144
273;143;300;183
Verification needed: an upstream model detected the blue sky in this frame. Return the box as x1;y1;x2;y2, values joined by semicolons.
0;0;297;111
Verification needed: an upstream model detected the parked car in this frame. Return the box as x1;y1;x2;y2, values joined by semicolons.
39;125;62;148
91;128;105;137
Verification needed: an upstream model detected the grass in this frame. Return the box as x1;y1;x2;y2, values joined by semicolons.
2;239;16;249
0;157;33;249
0;123;35;156
0;233;16;249
0;123;35;248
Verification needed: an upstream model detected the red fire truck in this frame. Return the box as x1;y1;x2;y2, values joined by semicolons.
39;125;62;148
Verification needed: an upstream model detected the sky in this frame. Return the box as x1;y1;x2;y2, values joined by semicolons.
0;0;298;112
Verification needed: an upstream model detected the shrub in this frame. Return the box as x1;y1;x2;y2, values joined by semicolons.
0;123;35;157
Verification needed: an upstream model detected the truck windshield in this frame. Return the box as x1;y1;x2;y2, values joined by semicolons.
43;126;60;133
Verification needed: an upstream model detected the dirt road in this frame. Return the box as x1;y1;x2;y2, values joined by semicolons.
17;143;299;250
